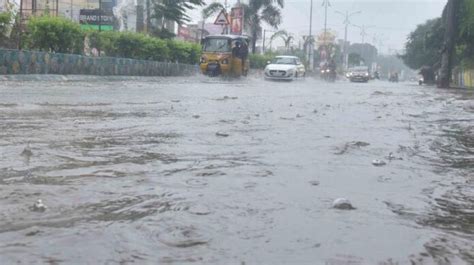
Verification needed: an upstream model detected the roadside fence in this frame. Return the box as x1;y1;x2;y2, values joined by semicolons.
0;49;198;76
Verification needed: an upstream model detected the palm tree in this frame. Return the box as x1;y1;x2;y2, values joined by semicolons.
152;0;205;37
270;30;294;52
202;0;284;53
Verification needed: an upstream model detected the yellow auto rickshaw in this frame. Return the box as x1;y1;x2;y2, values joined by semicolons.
200;35;250;77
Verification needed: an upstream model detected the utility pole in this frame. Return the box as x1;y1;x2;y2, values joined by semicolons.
361;26;367;43
146;0;150;33
70;0;73;19
263;29;266;53
438;0;459;88
336;10;361;69
224;0;228;34
308;0;313;71
322;0;330;41
98;0;102;32
18;0;23;50
353;25;374;44
98;0;102;56
263;29;276;53
321;0;331;63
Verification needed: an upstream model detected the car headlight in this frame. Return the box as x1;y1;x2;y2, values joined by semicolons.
221;58;229;64
365;73;369;76
200;57;206;64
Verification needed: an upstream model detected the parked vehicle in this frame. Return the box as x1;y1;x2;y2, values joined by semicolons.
347;66;370;82
200;35;250;77
264;56;306;81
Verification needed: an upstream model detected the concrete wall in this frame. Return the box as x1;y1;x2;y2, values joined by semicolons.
0;49;197;76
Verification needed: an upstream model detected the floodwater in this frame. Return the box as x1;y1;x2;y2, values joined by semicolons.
0;76;473;264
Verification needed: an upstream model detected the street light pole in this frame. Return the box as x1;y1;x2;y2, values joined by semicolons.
336;10;361;69
322;0;331;63
308;0;313;71
98;0;102;56
18;0;23;50
323;0;330;40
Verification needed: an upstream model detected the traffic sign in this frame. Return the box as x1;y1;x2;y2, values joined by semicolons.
214;9;230;25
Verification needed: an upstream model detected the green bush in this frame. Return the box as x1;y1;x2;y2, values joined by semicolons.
25;15;84;54
0;11;12;36
20;15;201;64
167;40;201;64
249;53;274;69
86;31;201;63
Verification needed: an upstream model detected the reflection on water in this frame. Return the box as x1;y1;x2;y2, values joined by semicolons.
0;78;473;264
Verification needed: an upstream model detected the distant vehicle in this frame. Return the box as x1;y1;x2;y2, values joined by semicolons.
264;56;306;81
321;68;337;82
199;35;250;77
389;72;399;83
418;75;424;85
347;66;370;82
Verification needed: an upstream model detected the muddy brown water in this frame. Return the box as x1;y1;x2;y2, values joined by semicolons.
0;76;473;264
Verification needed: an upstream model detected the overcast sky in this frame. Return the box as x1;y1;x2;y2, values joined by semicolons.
192;0;447;54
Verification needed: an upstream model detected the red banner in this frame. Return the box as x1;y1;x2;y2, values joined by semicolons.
230;7;244;35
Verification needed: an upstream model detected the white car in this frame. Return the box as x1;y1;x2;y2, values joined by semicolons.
264;56;306;81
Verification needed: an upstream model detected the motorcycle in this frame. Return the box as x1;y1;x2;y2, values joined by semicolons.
321;68;337;82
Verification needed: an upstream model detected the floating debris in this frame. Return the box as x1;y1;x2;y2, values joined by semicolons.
386;152;403;161
216;96;238;101
372;159;387;166
216;132;230;137
334;141;370;155
309;180;320;186
32;199;47;212
192;115;201;119
332;198;355;210
296;114;303;118
21;143;33;157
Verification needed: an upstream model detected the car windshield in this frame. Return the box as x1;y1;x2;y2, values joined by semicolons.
272;57;297;65
351;67;368;73
202;38;231;52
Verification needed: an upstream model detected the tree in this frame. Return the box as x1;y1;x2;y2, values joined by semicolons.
202;0;285;54
348;43;378;66
270;30;293;52
438;0;460;88
244;0;284;54
400;18;445;70
457;0;474;67
0;12;11;37
151;0;205;38
348;53;364;67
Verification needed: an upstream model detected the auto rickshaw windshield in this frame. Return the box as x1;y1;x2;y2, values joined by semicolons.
203;38;231;52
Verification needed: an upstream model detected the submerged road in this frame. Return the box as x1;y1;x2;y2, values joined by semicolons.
0;76;473;264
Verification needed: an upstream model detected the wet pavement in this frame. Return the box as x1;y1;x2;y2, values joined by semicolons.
0;76;473;264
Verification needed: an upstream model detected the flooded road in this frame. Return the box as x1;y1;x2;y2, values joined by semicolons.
0;76;473;264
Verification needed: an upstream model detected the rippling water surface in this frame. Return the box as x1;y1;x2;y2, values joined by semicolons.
0;76;473;264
